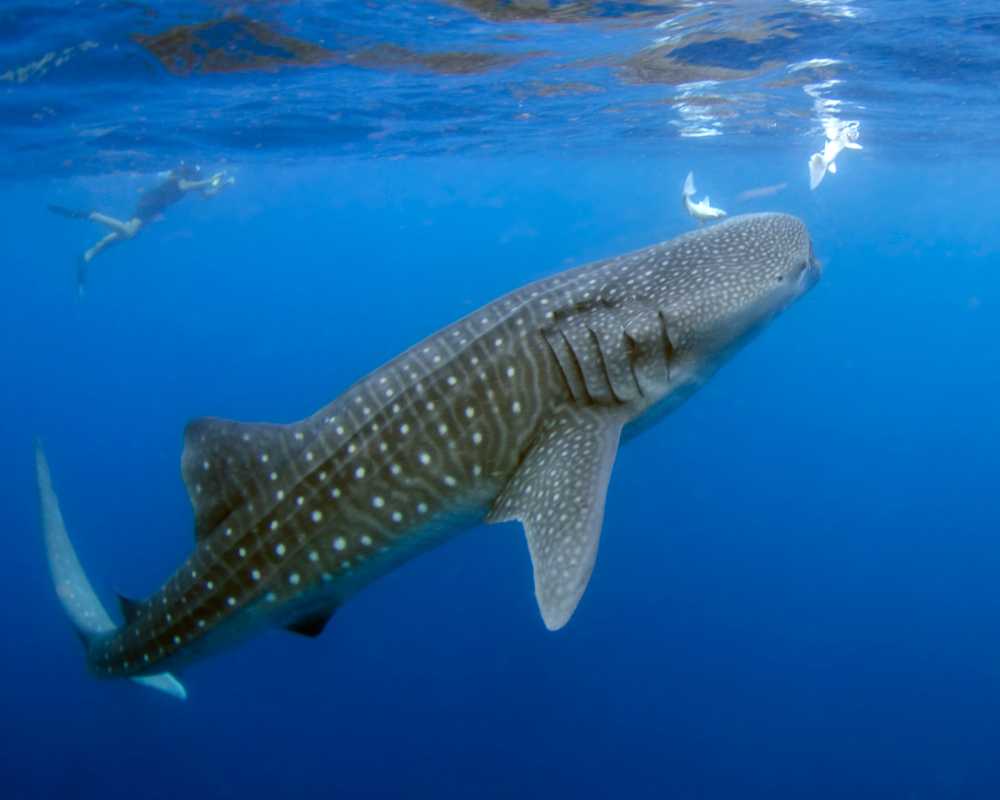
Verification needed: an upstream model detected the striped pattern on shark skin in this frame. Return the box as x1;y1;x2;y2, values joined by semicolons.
38;212;820;696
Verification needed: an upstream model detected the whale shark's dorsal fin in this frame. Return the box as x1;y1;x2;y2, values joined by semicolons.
181;417;297;541
488;406;626;631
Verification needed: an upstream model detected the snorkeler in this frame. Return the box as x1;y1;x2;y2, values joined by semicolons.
808;120;862;190
48;163;235;294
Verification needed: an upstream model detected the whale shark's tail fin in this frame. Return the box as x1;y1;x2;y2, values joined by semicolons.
35;443;187;701
808;153;827;190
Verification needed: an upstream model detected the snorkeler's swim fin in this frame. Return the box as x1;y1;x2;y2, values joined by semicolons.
48;204;91;220
76;259;87;299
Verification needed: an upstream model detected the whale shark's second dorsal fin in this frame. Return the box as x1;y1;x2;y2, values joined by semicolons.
117;593;142;625
181;417;298;541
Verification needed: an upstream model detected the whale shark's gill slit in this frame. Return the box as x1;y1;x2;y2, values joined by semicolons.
657;310;675;380
557;329;594;405
541;333;575;402
564;324;613;405
587;327;621;406
624;333;645;399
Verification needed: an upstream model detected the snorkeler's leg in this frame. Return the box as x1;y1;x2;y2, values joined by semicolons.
88;213;138;237
83;231;121;263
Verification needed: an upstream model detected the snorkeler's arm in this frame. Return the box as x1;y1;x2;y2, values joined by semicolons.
201;173;236;197
182;172;234;196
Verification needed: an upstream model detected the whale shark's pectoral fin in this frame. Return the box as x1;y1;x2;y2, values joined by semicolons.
488;407;626;631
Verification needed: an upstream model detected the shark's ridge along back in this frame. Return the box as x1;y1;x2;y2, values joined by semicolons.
37;213;820;697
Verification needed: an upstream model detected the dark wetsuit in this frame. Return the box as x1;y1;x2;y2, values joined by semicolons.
133;175;186;222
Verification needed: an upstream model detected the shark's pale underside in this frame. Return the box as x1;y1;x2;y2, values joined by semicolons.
37;213;820;700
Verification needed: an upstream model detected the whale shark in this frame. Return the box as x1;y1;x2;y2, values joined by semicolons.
37;212;820;700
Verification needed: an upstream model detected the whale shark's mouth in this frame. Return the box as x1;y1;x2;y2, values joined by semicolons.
795;242;822;294
809;241;822;273
798;261;821;295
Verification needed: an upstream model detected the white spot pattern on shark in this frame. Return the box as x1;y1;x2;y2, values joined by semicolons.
36;213;819;698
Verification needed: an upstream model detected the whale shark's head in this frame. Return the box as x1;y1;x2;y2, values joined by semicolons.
661;213;820;367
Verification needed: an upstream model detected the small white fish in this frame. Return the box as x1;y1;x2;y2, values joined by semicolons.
809;120;862;190
737;181;788;203
682;172;727;222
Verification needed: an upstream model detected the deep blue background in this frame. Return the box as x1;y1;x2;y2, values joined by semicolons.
4;150;1000;798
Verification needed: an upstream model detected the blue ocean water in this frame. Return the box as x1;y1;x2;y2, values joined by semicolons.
4;2;1000;798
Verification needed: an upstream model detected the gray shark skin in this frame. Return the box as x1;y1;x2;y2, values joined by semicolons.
38;212;820;699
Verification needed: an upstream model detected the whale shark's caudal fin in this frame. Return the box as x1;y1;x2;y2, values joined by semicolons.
35;443;187;701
